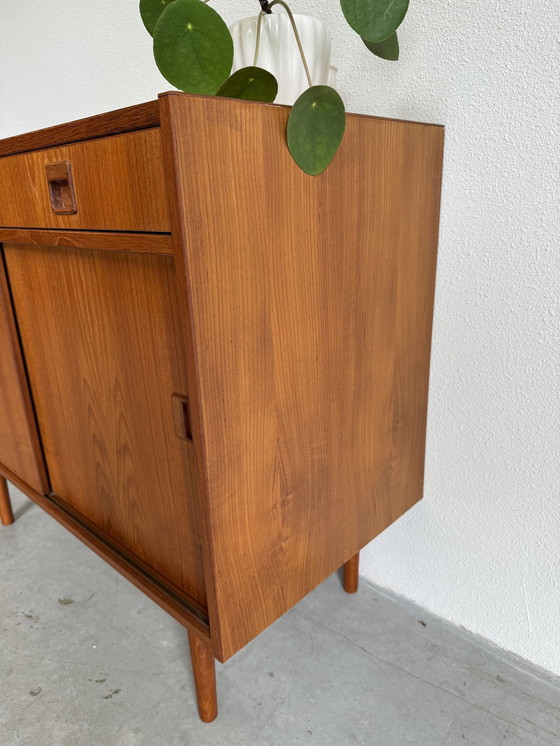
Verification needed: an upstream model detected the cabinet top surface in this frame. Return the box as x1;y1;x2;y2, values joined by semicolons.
0;92;443;158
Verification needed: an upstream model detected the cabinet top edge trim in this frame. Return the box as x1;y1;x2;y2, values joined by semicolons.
0;100;160;158
0;94;444;159
159;91;445;130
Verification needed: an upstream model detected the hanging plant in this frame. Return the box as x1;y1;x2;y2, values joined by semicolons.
140;0;411;174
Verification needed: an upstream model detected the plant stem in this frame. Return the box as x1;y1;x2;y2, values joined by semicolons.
258;0;273;13
269;0;313;88
253;12;266;67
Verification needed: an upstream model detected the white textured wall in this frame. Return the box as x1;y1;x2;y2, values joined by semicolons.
1;1;559;673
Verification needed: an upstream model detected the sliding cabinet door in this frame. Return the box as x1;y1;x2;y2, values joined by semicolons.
0;251;48;494
4;242;206;609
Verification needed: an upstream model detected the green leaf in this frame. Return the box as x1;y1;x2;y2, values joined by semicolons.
287;86;346;176
340;0;409;43
153;0;233;95
216;67;278;103
140;0;176;36
363;31;399;60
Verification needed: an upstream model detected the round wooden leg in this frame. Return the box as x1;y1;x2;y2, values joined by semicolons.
188;630;218;723
0;477;14;526
343;552;359;593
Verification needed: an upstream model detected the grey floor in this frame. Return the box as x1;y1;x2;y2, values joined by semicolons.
1;485;559;746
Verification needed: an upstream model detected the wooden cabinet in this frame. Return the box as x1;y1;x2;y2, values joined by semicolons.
0;93;444;722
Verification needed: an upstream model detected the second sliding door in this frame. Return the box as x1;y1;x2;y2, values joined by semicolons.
0;250;48;494
4;242;207;609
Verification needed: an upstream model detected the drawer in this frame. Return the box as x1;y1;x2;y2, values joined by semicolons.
0;128;170;233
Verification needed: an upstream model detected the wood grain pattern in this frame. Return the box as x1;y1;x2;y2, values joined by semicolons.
0;254;49;495
0;229;172;254
159;95;223;663
4;242;207;606
188;630;218;722
343;553;360;594
161;93;443;661
0;100;160;157
0;476;14;526
0;468;210;639
45;160;78;215
46;489;209;628
0;95;443;694
0;128;170;232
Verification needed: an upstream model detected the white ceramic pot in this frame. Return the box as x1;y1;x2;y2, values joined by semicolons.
229;13;332;105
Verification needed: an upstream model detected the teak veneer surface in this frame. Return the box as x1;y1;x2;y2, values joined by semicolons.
0;229;172;255
0;94;443;672
4;243;206;606
0;100;160;157
0;473;209;637
0;260;49;495
161;93;443;660
0;476;14;526
0;128;170;233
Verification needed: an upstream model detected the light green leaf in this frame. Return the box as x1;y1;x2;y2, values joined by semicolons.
341;0;409;43
363;31;399;60
140;0;176;37
287;86;346;176
153;0;233;95
217;67;278;103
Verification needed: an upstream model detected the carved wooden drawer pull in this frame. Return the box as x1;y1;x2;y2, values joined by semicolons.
45;160;78;215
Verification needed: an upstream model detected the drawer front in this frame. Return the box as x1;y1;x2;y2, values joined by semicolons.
0;128;170;233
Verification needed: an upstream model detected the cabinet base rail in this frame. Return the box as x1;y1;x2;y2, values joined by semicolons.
0;476;361;723
0;471;209;636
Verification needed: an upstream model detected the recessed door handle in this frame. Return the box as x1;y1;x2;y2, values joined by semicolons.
172;394;193;441
45;160;78;215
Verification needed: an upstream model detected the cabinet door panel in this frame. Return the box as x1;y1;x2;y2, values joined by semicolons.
0;254;48;494
4;243;206;606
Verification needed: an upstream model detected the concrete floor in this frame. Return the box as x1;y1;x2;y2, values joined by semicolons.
1;485;559;746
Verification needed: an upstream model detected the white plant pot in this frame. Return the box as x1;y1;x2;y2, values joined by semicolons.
229;13;332;105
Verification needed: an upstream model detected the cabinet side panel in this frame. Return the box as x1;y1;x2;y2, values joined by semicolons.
0;251;49;494
4;243;207;606
163;94;443;660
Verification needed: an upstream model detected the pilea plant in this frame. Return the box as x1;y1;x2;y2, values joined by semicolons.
140;0;411;174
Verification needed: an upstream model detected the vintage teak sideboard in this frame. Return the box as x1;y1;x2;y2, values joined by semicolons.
0;93;444;722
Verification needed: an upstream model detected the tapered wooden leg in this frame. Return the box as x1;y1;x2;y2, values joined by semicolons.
188;630;217;723
0;477;14;526
343;552;359;593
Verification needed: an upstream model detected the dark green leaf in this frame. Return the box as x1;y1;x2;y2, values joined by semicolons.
341;0;409;43
287;86;346;176
140;0;176;37
363;31;399;60
217;67;278;103
153;0;233;95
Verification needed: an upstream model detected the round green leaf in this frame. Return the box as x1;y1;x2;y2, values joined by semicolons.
363;31;399;60
216;67;278;103
287;86;346;176
153;0;233;95
341;0;409;43
140;0;176;36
